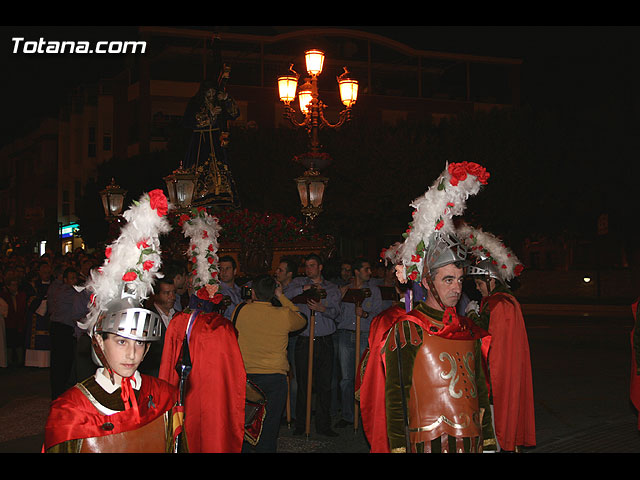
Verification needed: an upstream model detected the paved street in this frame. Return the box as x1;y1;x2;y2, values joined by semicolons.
1;305;639;453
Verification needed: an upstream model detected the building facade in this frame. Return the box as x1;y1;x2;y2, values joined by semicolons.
1;26;521;255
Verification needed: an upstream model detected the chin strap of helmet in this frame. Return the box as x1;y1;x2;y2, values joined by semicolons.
424;271;446;311
91;329;116;385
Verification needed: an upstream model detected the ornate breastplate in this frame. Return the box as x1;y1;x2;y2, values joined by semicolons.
408;331;483;452
79;412;169;453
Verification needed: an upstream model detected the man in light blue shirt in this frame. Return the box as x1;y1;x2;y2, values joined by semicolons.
335;258;383;428
283;253;341;437
218;255;243;320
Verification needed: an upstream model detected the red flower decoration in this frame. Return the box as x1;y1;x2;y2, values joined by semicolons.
105;247;112;259
411;254;422;263
448;163;468;186
212;293;224;304
122;271;137;282
136;239;149;249
514;264;524;276
196;288;210;300
207;257;214;264
435;219;444;230
142;260;154;271
148;189;168;217
408;270;418;281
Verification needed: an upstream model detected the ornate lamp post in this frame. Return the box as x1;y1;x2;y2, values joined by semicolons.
278;49;358;223
163;162;197;213
99;178;127;221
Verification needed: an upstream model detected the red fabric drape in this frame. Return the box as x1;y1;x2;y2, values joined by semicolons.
159;311;246;453
481;292;536;450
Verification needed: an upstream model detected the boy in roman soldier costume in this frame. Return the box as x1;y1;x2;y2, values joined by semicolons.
44;190;187;453
459;223;536;452
358;162;496;453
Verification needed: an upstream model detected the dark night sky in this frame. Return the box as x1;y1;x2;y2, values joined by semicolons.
1;25;637;146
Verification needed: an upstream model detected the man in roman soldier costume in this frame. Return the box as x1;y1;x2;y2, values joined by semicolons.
159;208;246;453
459;223;536;452
44;190;187;453
358;161;496;453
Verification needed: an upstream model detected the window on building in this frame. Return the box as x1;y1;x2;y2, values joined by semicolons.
103;133;112;151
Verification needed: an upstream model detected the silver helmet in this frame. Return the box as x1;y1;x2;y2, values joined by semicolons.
457;222;524;285
423;231;469;275
94;287;163;343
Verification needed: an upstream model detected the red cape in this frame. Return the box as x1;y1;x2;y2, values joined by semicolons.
630;300;640;429
481;292;536;450
159;311;246;453
358;304;487;453
44;374;177;450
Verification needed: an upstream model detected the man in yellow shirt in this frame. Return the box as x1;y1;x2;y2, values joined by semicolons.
234;274;307;452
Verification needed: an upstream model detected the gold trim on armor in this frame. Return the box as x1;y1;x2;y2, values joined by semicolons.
409;413;471;432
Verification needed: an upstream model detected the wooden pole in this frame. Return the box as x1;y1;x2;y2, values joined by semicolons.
305;311;315;438
354;306;361;432
286;370;292;428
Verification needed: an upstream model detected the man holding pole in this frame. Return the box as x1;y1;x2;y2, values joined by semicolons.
283;253;341;437
335;258;382;430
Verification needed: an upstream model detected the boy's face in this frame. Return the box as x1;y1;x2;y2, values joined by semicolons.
96;333;149;383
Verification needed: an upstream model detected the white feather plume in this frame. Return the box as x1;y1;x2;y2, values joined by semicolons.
79;190;172;333
457;222;523;282
395;161;489;281
182;208;223;298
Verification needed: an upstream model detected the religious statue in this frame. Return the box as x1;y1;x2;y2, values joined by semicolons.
183;63;241;208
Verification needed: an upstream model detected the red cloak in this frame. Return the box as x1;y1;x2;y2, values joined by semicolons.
480;292;536;450
159;311;246;453
630;300;640;429
358;304;488;453
44;374;177;450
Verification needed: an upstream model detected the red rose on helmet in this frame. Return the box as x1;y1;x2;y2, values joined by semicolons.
142;260;154;271
448;163;468;186
148;189;168;217
122;271;137;282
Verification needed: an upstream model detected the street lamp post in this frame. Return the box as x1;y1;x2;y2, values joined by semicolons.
278;49;358;224
99;178;127;221
163;162;197;213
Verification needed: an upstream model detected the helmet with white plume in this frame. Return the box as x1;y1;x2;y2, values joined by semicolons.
78;189;172;380
457;222;524;288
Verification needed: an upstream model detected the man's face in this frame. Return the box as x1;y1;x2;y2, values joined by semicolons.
305;259;323;280
219;261;236;284
423;263;464;309
173;273;187;291
156;282;176;309
275;262;291;284
39;264;51;282
355;262;372;282
340;264;353;282
7;279;19;295
64;271;78;286
97;333;148;383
